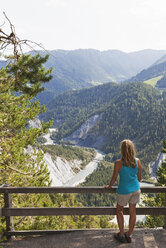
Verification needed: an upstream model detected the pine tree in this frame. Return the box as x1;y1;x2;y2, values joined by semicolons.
0;18;111;234
0;19;55;234
156;140;166;186
0;54;53;186
144;140;166;227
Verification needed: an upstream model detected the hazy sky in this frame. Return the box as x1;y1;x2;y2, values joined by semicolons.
1;0;166;52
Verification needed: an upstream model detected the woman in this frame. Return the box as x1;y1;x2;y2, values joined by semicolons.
105;139;142;243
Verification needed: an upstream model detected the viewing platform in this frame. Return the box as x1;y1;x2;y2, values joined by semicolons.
0;186;166;247
1;228;166;248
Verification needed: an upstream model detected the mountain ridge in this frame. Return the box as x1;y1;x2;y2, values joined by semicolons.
34;48;166;104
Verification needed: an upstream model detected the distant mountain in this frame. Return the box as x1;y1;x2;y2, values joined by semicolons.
34;49;166;104
42;48;166;83
41;82;166;177
127;60;166;84
127;53;166;89
1;49;166;104
153;54;166;65
156;76;166;88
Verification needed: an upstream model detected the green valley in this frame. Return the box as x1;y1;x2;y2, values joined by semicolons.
41;82;166;179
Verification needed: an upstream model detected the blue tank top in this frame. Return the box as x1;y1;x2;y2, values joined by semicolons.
117;158;140;195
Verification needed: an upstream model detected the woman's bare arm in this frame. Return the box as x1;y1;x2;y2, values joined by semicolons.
105;161;120;188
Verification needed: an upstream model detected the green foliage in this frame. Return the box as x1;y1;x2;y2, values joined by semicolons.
75;160;117;227
7;54;53;96
144;140;166;228
0;52;54;236
40;144;96;169
0;51;116;234
128;60;166;86
156;140;166;187
0;55;53;186
156;161;166;186
41;82;166;178
143;76;163;87
12;193;107;231
36;136;47;144
77;160;116;207
41;82;118;139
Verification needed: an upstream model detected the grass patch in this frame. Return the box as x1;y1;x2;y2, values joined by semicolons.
143;76;163;87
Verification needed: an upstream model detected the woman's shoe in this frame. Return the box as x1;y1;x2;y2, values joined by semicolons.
114;232;126;243
124;232;132;243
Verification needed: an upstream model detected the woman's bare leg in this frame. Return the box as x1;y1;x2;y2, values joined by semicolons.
116;204;124;235
128;203;136;236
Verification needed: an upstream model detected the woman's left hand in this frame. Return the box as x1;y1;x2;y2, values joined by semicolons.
105;185;112;189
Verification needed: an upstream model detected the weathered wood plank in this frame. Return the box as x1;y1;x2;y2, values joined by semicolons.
141;187;166;193
5;229;85;236
0;187;117;194
0;186;165;194
4;192;14;237
2;207;166;216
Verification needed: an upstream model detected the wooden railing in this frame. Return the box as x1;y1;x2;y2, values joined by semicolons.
0;186;166;237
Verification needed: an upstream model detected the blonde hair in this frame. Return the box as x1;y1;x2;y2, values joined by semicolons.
120;139;136;168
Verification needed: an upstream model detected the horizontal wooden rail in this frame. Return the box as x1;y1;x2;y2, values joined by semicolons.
0;186;166;238
5;229;87;237
0;186;165;194
2;207;166;216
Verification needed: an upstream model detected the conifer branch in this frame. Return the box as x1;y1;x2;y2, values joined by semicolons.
3;164;32;176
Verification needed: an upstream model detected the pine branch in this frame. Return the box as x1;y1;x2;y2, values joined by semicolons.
2;164;32;176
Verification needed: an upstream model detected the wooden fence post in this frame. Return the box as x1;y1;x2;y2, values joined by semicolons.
4;188;14;239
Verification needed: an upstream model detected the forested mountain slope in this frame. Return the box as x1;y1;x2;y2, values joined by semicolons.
41;82;118;129
128;61;166;83
41;82;166;178
127;57;166;89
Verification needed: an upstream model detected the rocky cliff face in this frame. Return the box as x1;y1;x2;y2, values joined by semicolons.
64;114;104;148
43;153;82;186
149;152;166;180
25;145;82;186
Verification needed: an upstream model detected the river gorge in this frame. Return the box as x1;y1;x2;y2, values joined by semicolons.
42;128;157;226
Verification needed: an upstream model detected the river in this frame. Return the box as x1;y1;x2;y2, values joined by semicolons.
63;151;105;186
42;128;105;186
43;128;154;225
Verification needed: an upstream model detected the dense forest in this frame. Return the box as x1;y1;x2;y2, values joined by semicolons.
41;82;166;178
41;82;118;133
